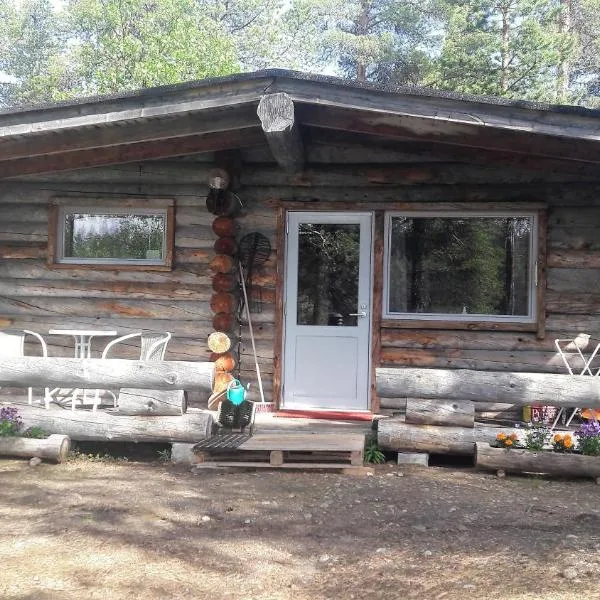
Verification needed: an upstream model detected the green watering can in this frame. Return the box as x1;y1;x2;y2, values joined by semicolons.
226;379;246;406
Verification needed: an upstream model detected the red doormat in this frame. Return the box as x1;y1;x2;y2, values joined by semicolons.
273;409;373;422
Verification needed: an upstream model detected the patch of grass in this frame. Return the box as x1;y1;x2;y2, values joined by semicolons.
156;448;171;462
364;440;386;464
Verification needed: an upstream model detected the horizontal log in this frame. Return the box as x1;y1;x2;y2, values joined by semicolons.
548;249;600;269
241;164;581;188
376;367;600;407
0;433;70;463
548;268;600;293
378;397;520;418
0;260;211;284
405;398;474;428
15;404;213;442
381;329;557;352
112;388;187;416
0;357;214;391
0;297;212;320
549;228;600;251
475;442;600;479
546;292;600;314
0;279;212;300
0;244;47;259
379;348;581;374
378;419;504;455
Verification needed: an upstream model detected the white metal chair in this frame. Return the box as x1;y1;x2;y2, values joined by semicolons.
552;335;600;430
0;329;52;408
93;331;172;410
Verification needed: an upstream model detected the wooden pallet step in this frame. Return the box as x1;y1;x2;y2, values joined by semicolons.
193;432;366;467
192;462;375;475
194;448;363;466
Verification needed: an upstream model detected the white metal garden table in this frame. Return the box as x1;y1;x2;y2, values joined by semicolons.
48;329;117;409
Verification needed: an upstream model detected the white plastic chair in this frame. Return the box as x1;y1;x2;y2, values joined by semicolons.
0;329;52;408
93;331;172;410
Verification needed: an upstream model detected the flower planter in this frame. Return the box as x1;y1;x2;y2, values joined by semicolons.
475;442;600;482
0;434;70;463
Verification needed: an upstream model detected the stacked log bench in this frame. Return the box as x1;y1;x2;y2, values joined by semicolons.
376;367;600;461
0;357;215;444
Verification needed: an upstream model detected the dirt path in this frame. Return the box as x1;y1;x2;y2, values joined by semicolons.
0;458;599;600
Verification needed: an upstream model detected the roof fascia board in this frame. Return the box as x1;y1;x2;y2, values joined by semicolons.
0;78;271;138
269;77;600;144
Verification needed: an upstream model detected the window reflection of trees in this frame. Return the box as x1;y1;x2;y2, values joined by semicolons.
297;224;360;326
389;216;532;316
64;213;165;260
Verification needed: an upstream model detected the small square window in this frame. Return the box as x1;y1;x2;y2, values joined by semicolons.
49;202;174;270
384;211;539;324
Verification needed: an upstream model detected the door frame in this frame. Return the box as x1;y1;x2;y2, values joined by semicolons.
274;207;376;411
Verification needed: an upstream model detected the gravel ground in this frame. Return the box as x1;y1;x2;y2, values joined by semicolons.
1;456;599;600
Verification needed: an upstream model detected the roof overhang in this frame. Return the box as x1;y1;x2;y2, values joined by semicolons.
0;69;599;179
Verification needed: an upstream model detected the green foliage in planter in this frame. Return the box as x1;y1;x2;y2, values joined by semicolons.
524;423;550;451
0;407;23;437
22;426;49;439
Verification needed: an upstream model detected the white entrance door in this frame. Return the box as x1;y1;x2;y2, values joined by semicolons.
283;212;372;410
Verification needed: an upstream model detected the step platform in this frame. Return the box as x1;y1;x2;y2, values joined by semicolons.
191;432;366;471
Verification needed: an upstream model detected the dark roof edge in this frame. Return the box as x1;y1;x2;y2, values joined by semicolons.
1;68;599;120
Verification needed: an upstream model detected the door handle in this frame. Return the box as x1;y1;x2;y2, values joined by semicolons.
348;311;368;318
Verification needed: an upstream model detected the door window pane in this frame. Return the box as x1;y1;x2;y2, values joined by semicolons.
297;223;360;326
386;215;534;319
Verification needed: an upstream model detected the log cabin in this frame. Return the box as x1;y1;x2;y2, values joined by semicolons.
1;69;600;421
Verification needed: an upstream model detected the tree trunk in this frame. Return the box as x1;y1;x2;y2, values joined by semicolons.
15;404;213;442
111;389;187;416
475;442;600;479
405;398;474;428
378;419;506;455
0;433;70;463
376;367;600;408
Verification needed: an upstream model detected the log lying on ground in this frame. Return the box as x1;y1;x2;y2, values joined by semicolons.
377;367;600;408
0;434;70;463
111;389;187;416
475;442;600;479
0;357;214;392
378;418;505;455
14;404;213;442
405;398;474;428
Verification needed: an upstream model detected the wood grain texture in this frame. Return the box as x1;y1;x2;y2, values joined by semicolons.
376;367;600;407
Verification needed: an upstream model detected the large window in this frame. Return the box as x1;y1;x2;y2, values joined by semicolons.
49;201;174;269
384;212;538;323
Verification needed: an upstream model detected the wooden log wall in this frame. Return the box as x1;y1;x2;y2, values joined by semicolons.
2;137;600;411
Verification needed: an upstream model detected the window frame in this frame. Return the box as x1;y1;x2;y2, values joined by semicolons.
48;199;175;271
382;210;540;326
